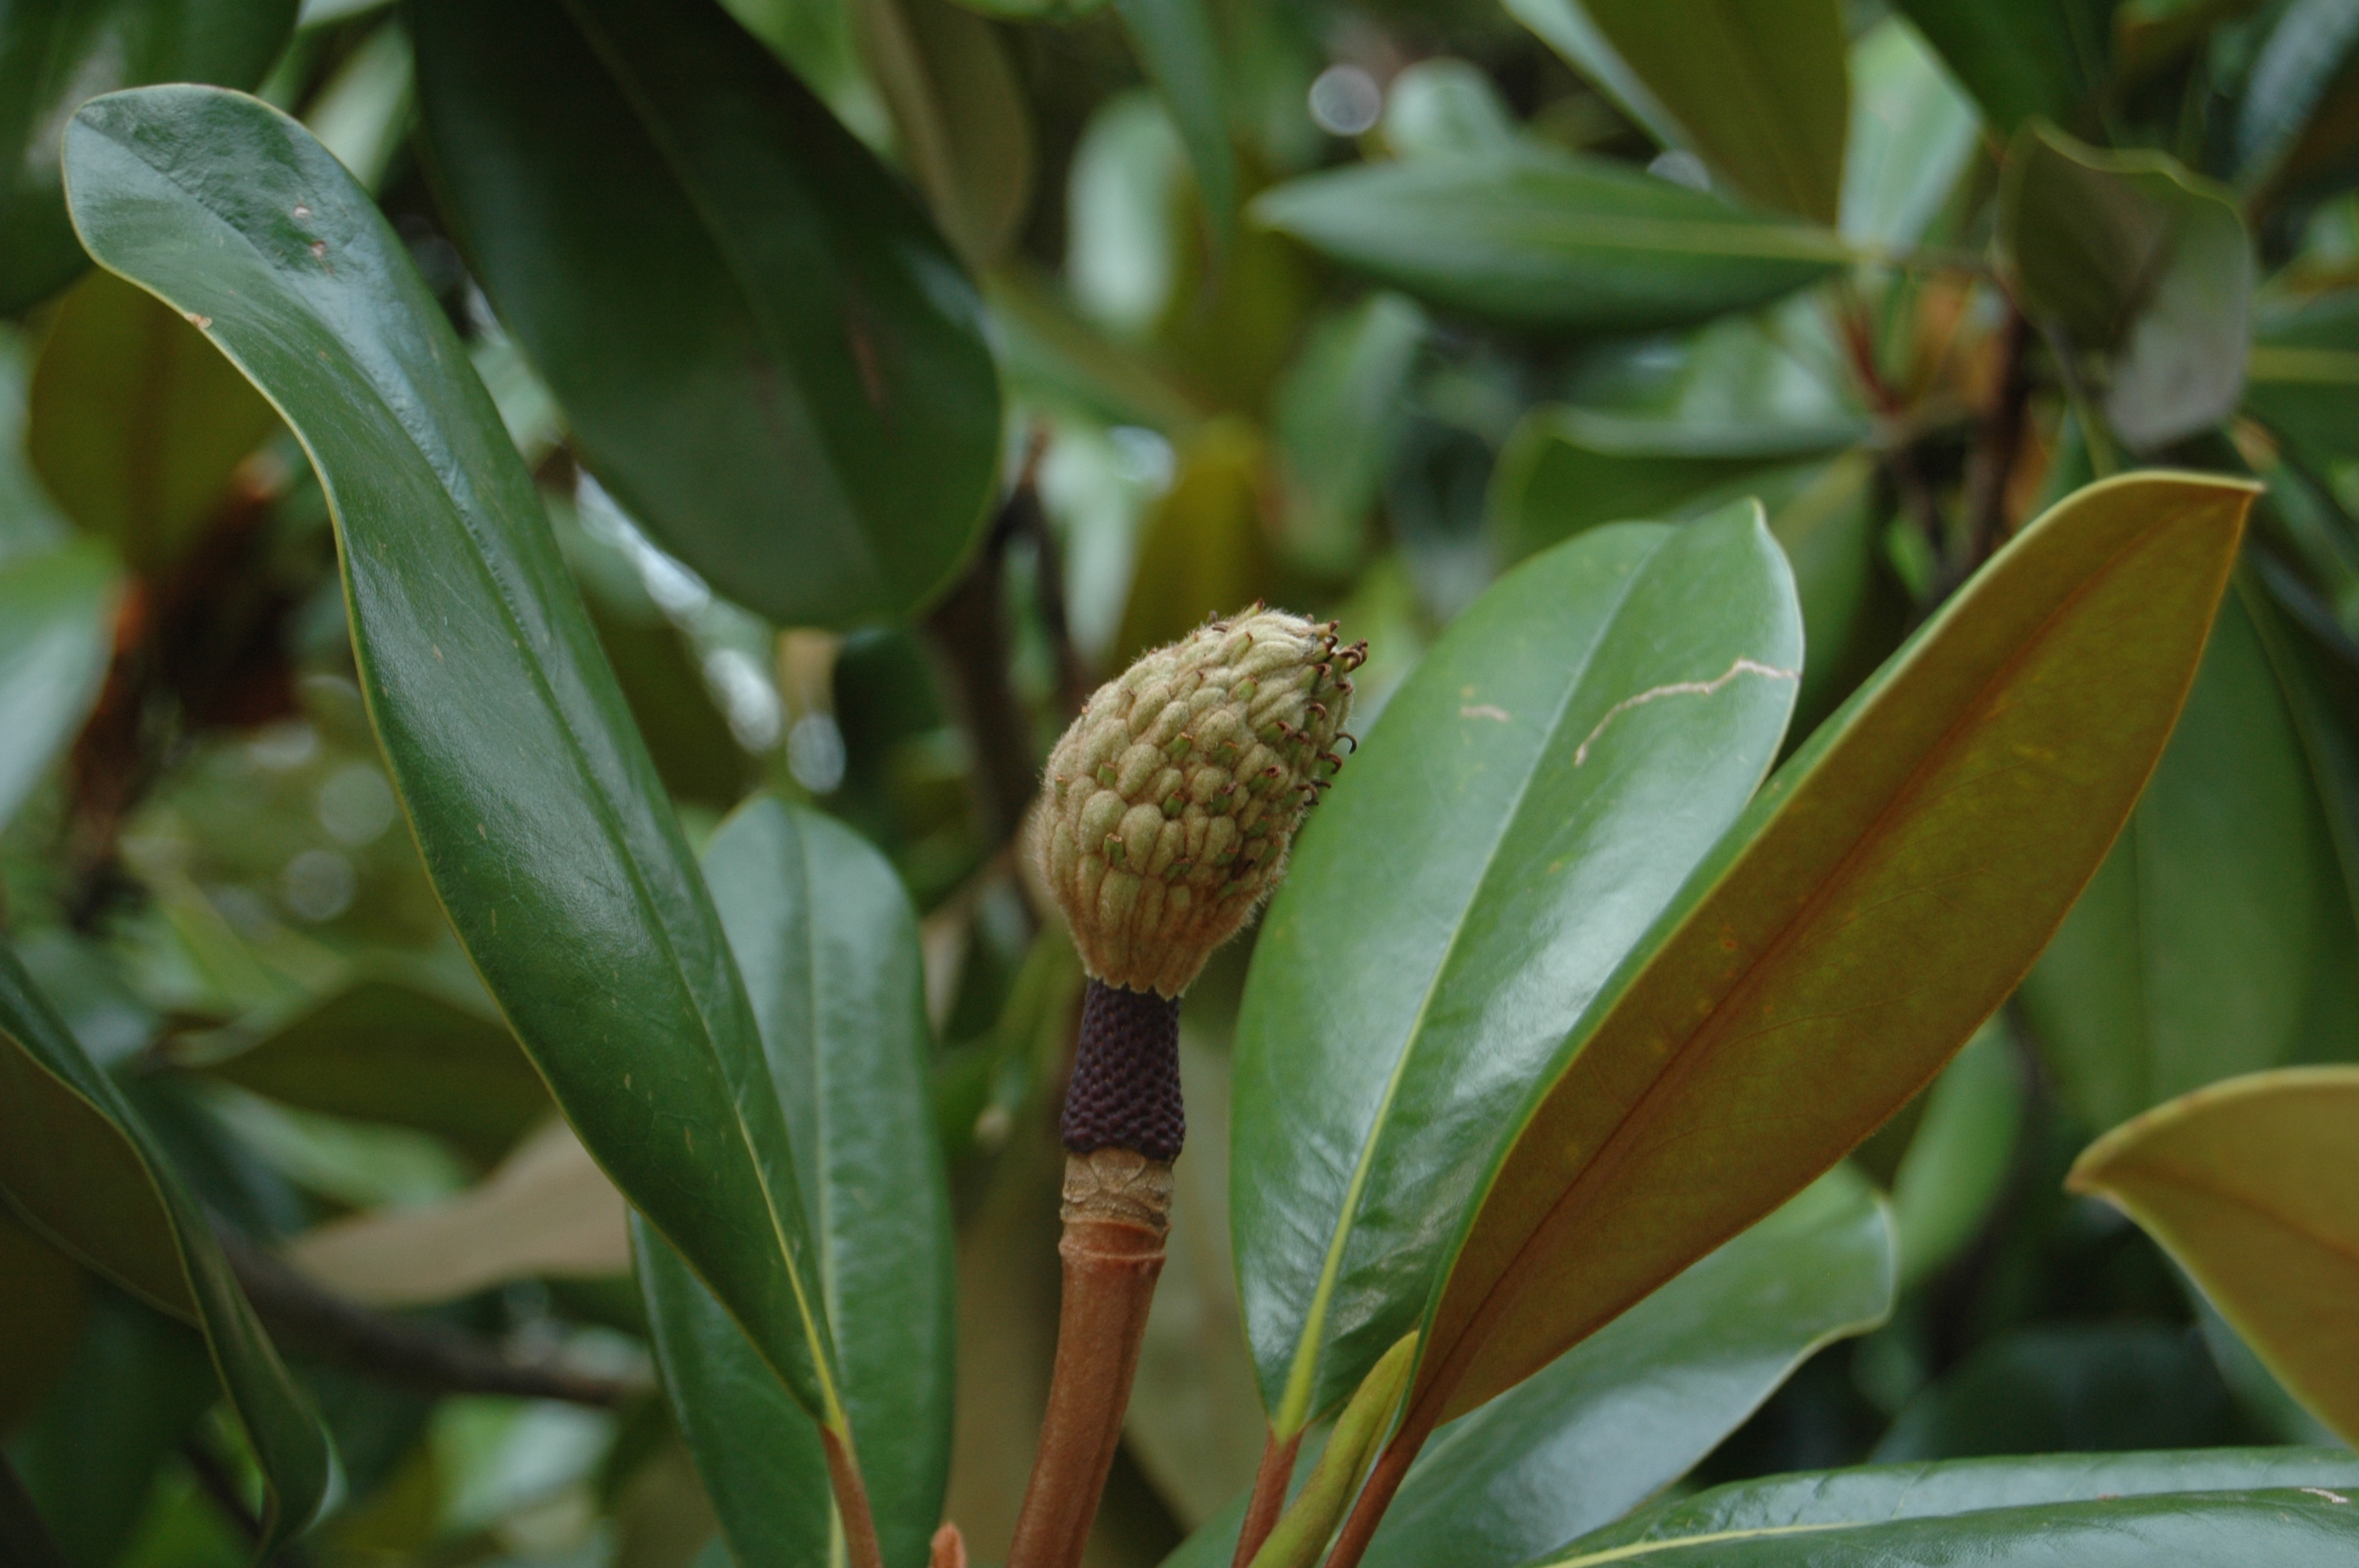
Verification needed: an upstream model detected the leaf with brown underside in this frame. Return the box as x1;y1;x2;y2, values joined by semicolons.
1410;471;2255;1433
286;1120;629;1305
2068;1065;2359;1446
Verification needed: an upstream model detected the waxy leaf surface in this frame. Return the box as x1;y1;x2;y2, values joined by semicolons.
1361;1167;1891;1568
1233;502;1805;1432
2069;1065;2359;1446
1252;151;1846;335
1163;1168;1891;1568
645;797;954;1568
1409;472;2252;1434
1544;1449;2359;1566
0;943;331;1555
409;0;1001;626
61;85;847;1430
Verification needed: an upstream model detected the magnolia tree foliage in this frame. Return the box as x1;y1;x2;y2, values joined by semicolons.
1;2;2357;1566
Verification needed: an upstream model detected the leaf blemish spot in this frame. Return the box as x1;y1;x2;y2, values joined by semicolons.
2303;1488;2350;1504
1572;657;1799;766
184;311;211;329
1461;703;1510;722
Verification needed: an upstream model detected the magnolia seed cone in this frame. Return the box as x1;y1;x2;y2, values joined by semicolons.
1032;608;1362;996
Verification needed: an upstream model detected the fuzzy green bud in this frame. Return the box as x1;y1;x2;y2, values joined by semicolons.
1031;607;1363;996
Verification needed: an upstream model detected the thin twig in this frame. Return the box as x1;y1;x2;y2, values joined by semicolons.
1943;297;2035;597
216;1226;644;1408
1833;292;1948;575
925;466;1052;850
1229;1430;1303;1568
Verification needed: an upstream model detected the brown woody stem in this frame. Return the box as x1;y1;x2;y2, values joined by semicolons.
823;1425;888;1568
1230;1428;1305;1568
1314;1425;1427;1568
1005;1148;1175;1568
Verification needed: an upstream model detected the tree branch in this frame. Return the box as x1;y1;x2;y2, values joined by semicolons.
216;1226;645;1408
1943;299;2034;597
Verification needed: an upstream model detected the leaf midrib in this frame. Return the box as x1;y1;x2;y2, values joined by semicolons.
78;107;846;1428
1272;533;1667;1435
1424;503;2200;1417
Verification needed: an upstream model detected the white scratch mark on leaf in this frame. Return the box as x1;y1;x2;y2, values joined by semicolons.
1460;704;1511;721
1572;657;1798;767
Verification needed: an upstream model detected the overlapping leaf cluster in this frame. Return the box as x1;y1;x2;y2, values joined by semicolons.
3;1;2359;1566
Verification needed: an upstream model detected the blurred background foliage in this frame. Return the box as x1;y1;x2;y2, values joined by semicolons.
3;0;2357;1561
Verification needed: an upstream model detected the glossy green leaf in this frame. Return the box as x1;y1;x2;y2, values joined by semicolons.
1546;1449;2359;1566
0;942;332;1554
1553;0;1850;223
1487;405;1864;564
1999;124;2252;449
1408;472;2252;1437
638;1220;835;1568
191;977;547;1168
409;0;1001;627
644;797;954;1568
1161;1167;1892;1568
1874;1323;2240;1460
1842;16;1979;249
2069;1065;2359;1445
1888;0;2107;134
1888;1018;2022;1291
1233;501;1805;1433
1113;0;1234;249
1251;150;1848;335
1362;1167;1892;1568
0;0;296;313
0;539;116;833
2021;580;2357;1133
27;268;283;574
62;84;850;1439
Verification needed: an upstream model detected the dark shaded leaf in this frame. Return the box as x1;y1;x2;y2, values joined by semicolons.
0;942;332;1554
1999;124;2252;449
1888;0;2107;135
409;0;1001;626
191;976;547;1168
